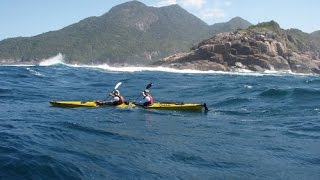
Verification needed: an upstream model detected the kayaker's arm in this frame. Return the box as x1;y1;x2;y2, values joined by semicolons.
111;96;120;103
134;96;150;106
96;96;120;106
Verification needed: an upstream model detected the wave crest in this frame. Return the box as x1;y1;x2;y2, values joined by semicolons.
38;53;65;66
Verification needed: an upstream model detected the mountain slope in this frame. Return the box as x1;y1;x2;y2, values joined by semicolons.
0;1;251;65
209;17;252;35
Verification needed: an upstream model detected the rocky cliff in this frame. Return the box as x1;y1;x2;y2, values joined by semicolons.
154;21;320;74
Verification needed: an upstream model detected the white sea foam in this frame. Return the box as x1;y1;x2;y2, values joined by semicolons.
38;53;65;66
71;64;220;73
26;67;44;76
244;85;253;89
1;56;318;77
70;63;316;77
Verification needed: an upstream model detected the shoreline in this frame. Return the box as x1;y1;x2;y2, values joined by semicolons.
1;62;318;76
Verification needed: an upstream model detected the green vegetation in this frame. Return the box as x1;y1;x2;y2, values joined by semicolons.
286;28;313;52
210;17;252;34
0;1;251;65
311;30;320;48
247;21;320;54
248;20;282;35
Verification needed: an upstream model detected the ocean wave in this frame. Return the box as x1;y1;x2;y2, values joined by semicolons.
61;122;138;141
72;64;222;74
214;97;252;106
38;53;65;66
292;88;320;97
72;64;318;76
0;88;12;93
1;60;319;77
283;131;319;139
216;109;251;116
260;88;320;99
26;67;44;76
170;151;246;168
290;126;320;133
259;88;289;97
0;88;13;99
0;146;83;179
305;79;320;84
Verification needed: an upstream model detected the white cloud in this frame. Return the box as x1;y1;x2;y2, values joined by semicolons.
180;0;206;9
156;0;177;7
181;0;206;9
155;0;206;9
201;8;225;19
155;0;231;22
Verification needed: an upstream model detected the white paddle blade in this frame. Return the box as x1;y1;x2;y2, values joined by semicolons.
114;82;122;90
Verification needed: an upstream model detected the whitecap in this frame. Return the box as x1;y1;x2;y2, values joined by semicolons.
244;85;253;89
26;67;44;77
38;53;65;66
66;63;318;77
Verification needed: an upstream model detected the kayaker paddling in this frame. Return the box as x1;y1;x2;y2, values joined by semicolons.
96;89;125;106
50;81;209;111
96;82;124;106
134;89;154;106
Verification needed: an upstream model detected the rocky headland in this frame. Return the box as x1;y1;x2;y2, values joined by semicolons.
154;21;320;74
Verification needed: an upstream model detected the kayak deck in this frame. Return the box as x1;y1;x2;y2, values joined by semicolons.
50;101;98;108
145;102;204;111
50;101;207;111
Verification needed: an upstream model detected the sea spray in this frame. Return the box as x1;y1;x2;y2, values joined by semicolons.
39;53;65;66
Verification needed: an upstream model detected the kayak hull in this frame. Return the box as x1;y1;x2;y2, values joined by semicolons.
50;101;206;111
50;101;98;108
145;102;204;111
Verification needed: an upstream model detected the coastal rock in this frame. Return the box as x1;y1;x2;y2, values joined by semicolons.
287;52;320;74
155;24;320;74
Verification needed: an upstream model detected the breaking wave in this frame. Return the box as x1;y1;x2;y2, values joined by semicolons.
1;55;318;76
38;53;65;66
67;63;316;76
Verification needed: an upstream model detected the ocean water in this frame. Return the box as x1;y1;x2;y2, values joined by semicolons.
0;61;320;179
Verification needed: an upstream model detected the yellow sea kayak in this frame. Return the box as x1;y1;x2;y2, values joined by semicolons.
50;101;98;108
50;101;207;111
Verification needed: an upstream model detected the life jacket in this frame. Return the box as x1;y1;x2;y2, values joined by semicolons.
143;95;154;106
113;95;124;105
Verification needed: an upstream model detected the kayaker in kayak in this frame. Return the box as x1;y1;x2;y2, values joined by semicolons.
96;90;125;106
134;89;154;106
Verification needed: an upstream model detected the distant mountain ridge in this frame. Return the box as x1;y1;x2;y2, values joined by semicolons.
210;17;251;35
0;1;251;65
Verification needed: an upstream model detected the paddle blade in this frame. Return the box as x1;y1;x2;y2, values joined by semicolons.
114;82;122;90
146;83;153;89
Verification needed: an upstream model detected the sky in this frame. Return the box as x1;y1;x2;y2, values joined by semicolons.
0;0;319;41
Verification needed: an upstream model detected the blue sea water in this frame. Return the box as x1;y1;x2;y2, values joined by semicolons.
0;64;320;179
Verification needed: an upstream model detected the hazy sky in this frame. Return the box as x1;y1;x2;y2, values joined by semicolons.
0;0;319;40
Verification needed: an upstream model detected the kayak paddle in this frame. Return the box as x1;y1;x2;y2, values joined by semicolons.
104;82;122;100
114;82;122;90
145;82;153;90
